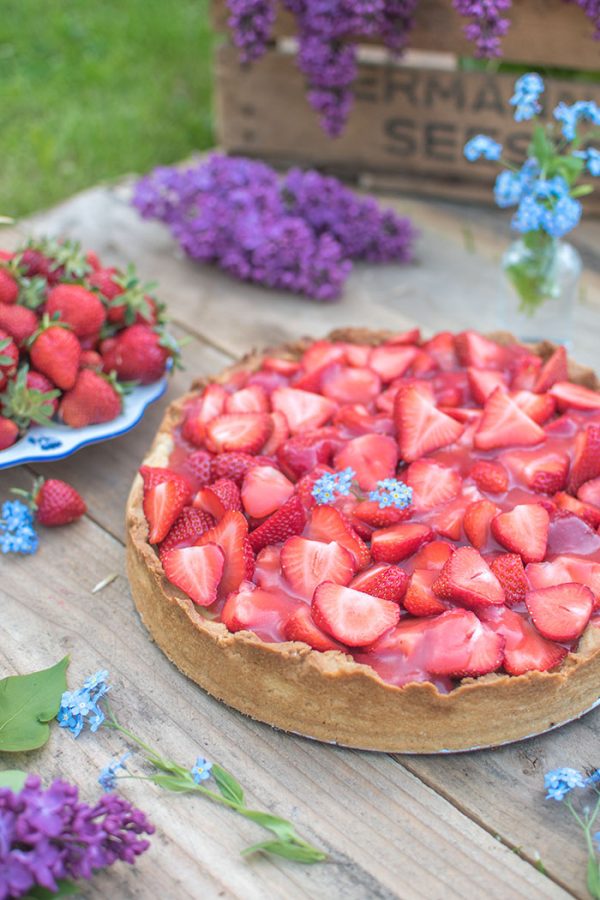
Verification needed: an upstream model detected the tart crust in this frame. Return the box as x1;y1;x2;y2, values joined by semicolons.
126;329;600;753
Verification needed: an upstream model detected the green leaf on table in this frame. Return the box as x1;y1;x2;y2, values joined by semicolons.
571;184;594;198
212;764;245;806
588;856;600;899
552;154;585;185
531;125;553;168
0;656;69;752
241;809;301;842
241;839;327;863
0;769;28;790
24;879;81;898
150;773;195;793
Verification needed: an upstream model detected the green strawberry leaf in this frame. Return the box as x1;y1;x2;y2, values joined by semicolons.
0;769;28;790
0;656;69;752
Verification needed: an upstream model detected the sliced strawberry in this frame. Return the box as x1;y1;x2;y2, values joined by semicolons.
141;467;192;544
210;451;256;486
549;381;600;411
470;460;509;494
369;345;418;382
569;424;600;494
344;343;372;367
277;428;343;480
205;412;272;455
280;536;355;599
300;340;346;373
455;331;507;370
526;557;574;592
321;365;381;405
411;350;439;377
225;384;269;414
221;584;297;640
403;569;447;616
534;346;568;393
405;459;462;511
182;384;228;445
467;368;507;405
578;477;600;508
424;609;504;677
429;496;466;541
503;448;570;495
474;387;544;450
334;434;398;490
262;356;301;376
463;499;498;550
162;544;224;606
159;507;215;557
241;465;295;518
510;390;556;425
482;607;567;675
511;355;543;391
253;545;283;589
432;546;504;608
334;404;394;437
306;505;370;569
193;478;241;520
491;503;549;563
525;583;594;642
489;553;527;607
283;605;347;652
248;494;307;553
178;449;213;490
271;387;336;433
411;540;455;571
394;386;464;462
385;327;421;346
349;564;408;602
312;583;400;646
553;492;600;528
371;522;434;563
422;331;457;371
196;510;254;597
352;500;411;529
261;410;290;455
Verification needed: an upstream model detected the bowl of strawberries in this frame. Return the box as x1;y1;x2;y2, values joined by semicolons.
0;236;179;469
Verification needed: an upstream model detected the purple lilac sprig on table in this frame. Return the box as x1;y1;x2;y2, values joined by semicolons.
311;466;413;509
132;155;415;301
452;0;512;58
226;0;277;62
57;670;326;865
544;766;600;898
0;774;153;900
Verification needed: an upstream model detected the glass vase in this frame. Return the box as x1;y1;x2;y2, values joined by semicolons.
501;233;581;346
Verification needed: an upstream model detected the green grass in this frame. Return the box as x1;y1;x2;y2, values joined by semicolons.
0;0;216;217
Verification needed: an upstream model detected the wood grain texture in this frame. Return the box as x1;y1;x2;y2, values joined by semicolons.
212;0;600;72
1;181;600;895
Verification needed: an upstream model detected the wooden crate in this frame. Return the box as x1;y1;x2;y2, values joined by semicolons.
212;0;600;206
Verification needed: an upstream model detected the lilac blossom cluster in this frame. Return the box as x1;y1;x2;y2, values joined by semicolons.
452;0;512;57
132;155;415;301
0;775;153;899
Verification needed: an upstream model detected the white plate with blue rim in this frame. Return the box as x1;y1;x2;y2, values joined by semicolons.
0;376;168;470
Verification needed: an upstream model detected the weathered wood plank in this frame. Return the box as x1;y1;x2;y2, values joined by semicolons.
212;0;600;72
0;498;565;899
214;44;600;213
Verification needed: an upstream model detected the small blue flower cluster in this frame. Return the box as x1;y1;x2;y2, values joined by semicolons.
99;751;132;792
555;100;600;142
0;499;38;555
464;135;503;162
57;669;110;738
311;467;355;505
510;72;544;122
191;757;214;784
368;479;413;510
575;146;600;177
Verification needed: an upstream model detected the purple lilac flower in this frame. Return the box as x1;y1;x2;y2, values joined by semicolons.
569;0;600;39
464;135;503;162
132;155;414;301
544;767;586;801
453;0;512;57
226;0;276;63
0;775;153;899
510;72;544;122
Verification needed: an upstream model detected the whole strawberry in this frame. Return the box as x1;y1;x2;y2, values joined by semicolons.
0;269;19;304
46;283;106;338
29;319;81;390
0;415;19;450
33;478;87;526
1;366;60;430
0;329;19;390
0;303;38;346
88;266;123;301
101;324;174;384
59;369;122;427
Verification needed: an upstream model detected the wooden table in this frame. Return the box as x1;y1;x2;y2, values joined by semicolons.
2;181;600;899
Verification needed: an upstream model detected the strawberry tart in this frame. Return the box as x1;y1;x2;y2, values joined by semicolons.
126;328;600;752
